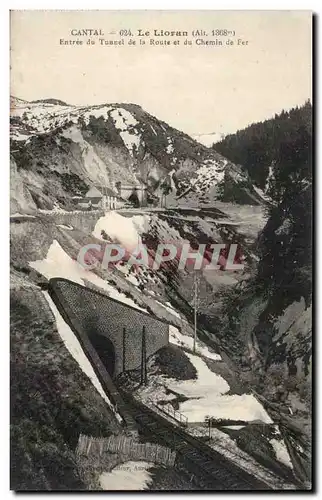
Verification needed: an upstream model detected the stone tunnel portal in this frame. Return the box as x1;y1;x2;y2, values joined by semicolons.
89;334;116;377
48;278;170;379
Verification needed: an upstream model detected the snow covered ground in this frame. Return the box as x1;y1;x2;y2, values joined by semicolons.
138;348;272;425
270;438;293;470
134;346;296;488
166;352;273;423
93;211;150;252
115;262;141;286
56;224;74;230
156;301;182;320
99;461;154;490
42;291;122;422
169;325;221;361
10;212;36;218
110;108;141;155
11;99;143;156
29;239;146;311
253;185;271;203
192;160;226;192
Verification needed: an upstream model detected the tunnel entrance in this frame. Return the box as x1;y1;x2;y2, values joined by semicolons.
90;334;116;377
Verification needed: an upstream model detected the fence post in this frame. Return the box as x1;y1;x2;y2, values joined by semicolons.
86;437;91;455
122;327;126;373
141;326;145;385
143;326;148;385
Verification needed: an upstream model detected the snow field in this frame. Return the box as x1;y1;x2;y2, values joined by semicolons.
169;325;221;361
99;461;154;490
165;351;273;424
270;439;293;470
93;211;150;252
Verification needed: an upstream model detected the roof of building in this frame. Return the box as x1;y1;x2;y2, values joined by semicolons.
78;197;92;202
85;185;121;198
119;183;146;190
85;186;103;198
87;197;102;203
100;186;120;197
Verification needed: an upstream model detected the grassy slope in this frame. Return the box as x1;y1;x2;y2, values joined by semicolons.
10;285;121;490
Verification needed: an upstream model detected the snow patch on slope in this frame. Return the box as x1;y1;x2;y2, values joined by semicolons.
110;108;141;155
93;211;150;251
166;137;175;157
253;185;271;202
270;439;293;469
169;325;221;361
100;461;154;490
11;101;143;159
82;105;112;123
265;164;274;192
166;352;273;423
181;159;227;202
155;301;182;319
29;239;146;311
43;291;121;420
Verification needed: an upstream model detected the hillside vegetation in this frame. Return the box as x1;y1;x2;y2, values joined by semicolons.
210;103;312;440
10;286;121;490
214;101;312;197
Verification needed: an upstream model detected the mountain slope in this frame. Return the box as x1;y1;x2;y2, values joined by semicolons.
10;97;263;211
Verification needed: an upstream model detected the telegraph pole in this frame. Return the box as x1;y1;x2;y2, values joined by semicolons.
193;273;198;354
143;326;147;385
122;327;126;373
140;326;144;385
141;325;147;385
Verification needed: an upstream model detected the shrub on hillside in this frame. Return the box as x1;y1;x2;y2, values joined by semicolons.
154;345;197;381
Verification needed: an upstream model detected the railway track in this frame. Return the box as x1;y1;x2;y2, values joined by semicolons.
119;389;273;491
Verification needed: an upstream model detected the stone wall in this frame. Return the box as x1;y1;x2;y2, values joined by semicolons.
40;210;105;234
49;278;169;378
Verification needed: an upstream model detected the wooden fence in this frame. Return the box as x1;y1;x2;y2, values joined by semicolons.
76;433;176;467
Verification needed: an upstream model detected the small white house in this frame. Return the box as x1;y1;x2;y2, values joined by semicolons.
78;185;124;210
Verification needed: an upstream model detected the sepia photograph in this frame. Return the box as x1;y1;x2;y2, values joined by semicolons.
9;10;312;491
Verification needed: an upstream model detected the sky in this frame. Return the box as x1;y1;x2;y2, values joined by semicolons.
10;10;312;135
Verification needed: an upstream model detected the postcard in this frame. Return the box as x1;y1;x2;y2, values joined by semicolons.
10;10;312;491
